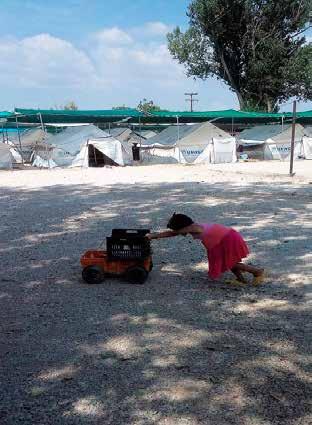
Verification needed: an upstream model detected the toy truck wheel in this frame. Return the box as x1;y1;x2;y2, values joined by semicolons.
125;266;148;284
82;266;105;284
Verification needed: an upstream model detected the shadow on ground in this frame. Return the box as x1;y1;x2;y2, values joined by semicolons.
0;180;311;424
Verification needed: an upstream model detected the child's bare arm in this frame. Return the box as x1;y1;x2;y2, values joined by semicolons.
147;224;202;240
147;230;178;240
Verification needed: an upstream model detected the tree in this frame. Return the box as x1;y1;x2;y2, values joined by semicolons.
63;101;78;110
112;105;132;110
137;99;161;113
167;0;312;112
50;101;78;110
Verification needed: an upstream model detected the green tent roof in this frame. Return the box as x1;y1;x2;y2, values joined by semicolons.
0;111;14;119
15;108;143;117
149;109;312;123
10;107;312;125
148;109;284;123
151;109;282;118
293;110;312;118
14;108;144;124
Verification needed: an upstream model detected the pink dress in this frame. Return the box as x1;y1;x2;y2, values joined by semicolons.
193;223;249;279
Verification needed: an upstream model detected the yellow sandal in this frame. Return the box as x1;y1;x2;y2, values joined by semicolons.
225;278;246;286
253;271;266;285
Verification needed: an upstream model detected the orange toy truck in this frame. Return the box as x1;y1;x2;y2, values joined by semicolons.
80;229;152;284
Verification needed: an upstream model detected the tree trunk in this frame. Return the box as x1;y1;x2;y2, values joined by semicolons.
266;98;273;113
237;93;245;110
218;49;245;110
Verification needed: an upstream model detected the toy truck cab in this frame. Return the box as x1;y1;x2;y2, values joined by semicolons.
81;229;152;284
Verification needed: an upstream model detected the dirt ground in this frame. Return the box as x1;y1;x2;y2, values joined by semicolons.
0;162;311;425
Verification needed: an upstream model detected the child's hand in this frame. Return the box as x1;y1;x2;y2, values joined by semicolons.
145;233;153;240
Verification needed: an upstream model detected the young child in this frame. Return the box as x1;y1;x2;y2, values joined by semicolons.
147;213;264;284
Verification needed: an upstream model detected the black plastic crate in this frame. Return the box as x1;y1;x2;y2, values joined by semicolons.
111;229;150;238
107;229;151;260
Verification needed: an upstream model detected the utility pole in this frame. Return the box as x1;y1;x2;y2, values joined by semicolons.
185;92;198;112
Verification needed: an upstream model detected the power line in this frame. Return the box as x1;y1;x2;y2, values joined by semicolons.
185;92;199;112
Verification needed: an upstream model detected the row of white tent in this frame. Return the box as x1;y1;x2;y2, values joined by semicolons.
139;121;237;164
32;125;133;168
48;122;236;166
0;126;133;169
0;122;237;169
1;121;312;169
238;124;312;160
140;122;312;162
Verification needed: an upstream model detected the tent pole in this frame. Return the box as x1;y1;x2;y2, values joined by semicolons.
38;113;45;131
139;116;142;148
1;124;5;143
289;100;296;176
281;115;284;131
93;143;97;167
231;117;234;136
108;122;111;135
39;113;48;164
177;115;181;162
15;114;24;164
84;139;89;168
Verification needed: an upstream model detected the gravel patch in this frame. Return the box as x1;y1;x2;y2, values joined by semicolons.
0;163;311;425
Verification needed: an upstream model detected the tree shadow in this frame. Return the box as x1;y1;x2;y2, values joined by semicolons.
0;178;311;424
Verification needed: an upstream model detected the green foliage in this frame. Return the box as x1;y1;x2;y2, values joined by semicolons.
168;0;312;112
137;99;161;113
51;101;78;110
63;101;78;111
112;105;132;110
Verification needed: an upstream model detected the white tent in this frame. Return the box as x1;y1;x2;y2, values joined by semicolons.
32;155;57;168
302;127;312;160
140;130;157;139
10;146;23;164
238;124;305;160
70;137;132;167
140;146;185;164
47;125;107;166
5;141;23;164
0;143;13;169
194;138;237;164
304;126;312;137
35;125;133;168
141;121;236;164
109;128;133;143
109;127;158;147
9;129;47;163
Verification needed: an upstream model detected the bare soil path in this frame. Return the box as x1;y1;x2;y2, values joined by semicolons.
0;164;311;424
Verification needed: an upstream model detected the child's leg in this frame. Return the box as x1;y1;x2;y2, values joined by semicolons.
235;262;264;277
231;265;248;283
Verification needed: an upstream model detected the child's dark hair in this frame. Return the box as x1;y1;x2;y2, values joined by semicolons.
167;213;194;231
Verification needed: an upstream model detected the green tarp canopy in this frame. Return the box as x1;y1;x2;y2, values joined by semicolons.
0;111;14;119
289;110;312;118
10;107;312;125
146;109;283;123
148;109;312;123
13;108;144;124
280;110;312;124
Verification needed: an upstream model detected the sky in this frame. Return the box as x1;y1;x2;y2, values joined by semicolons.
0;0;311;112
